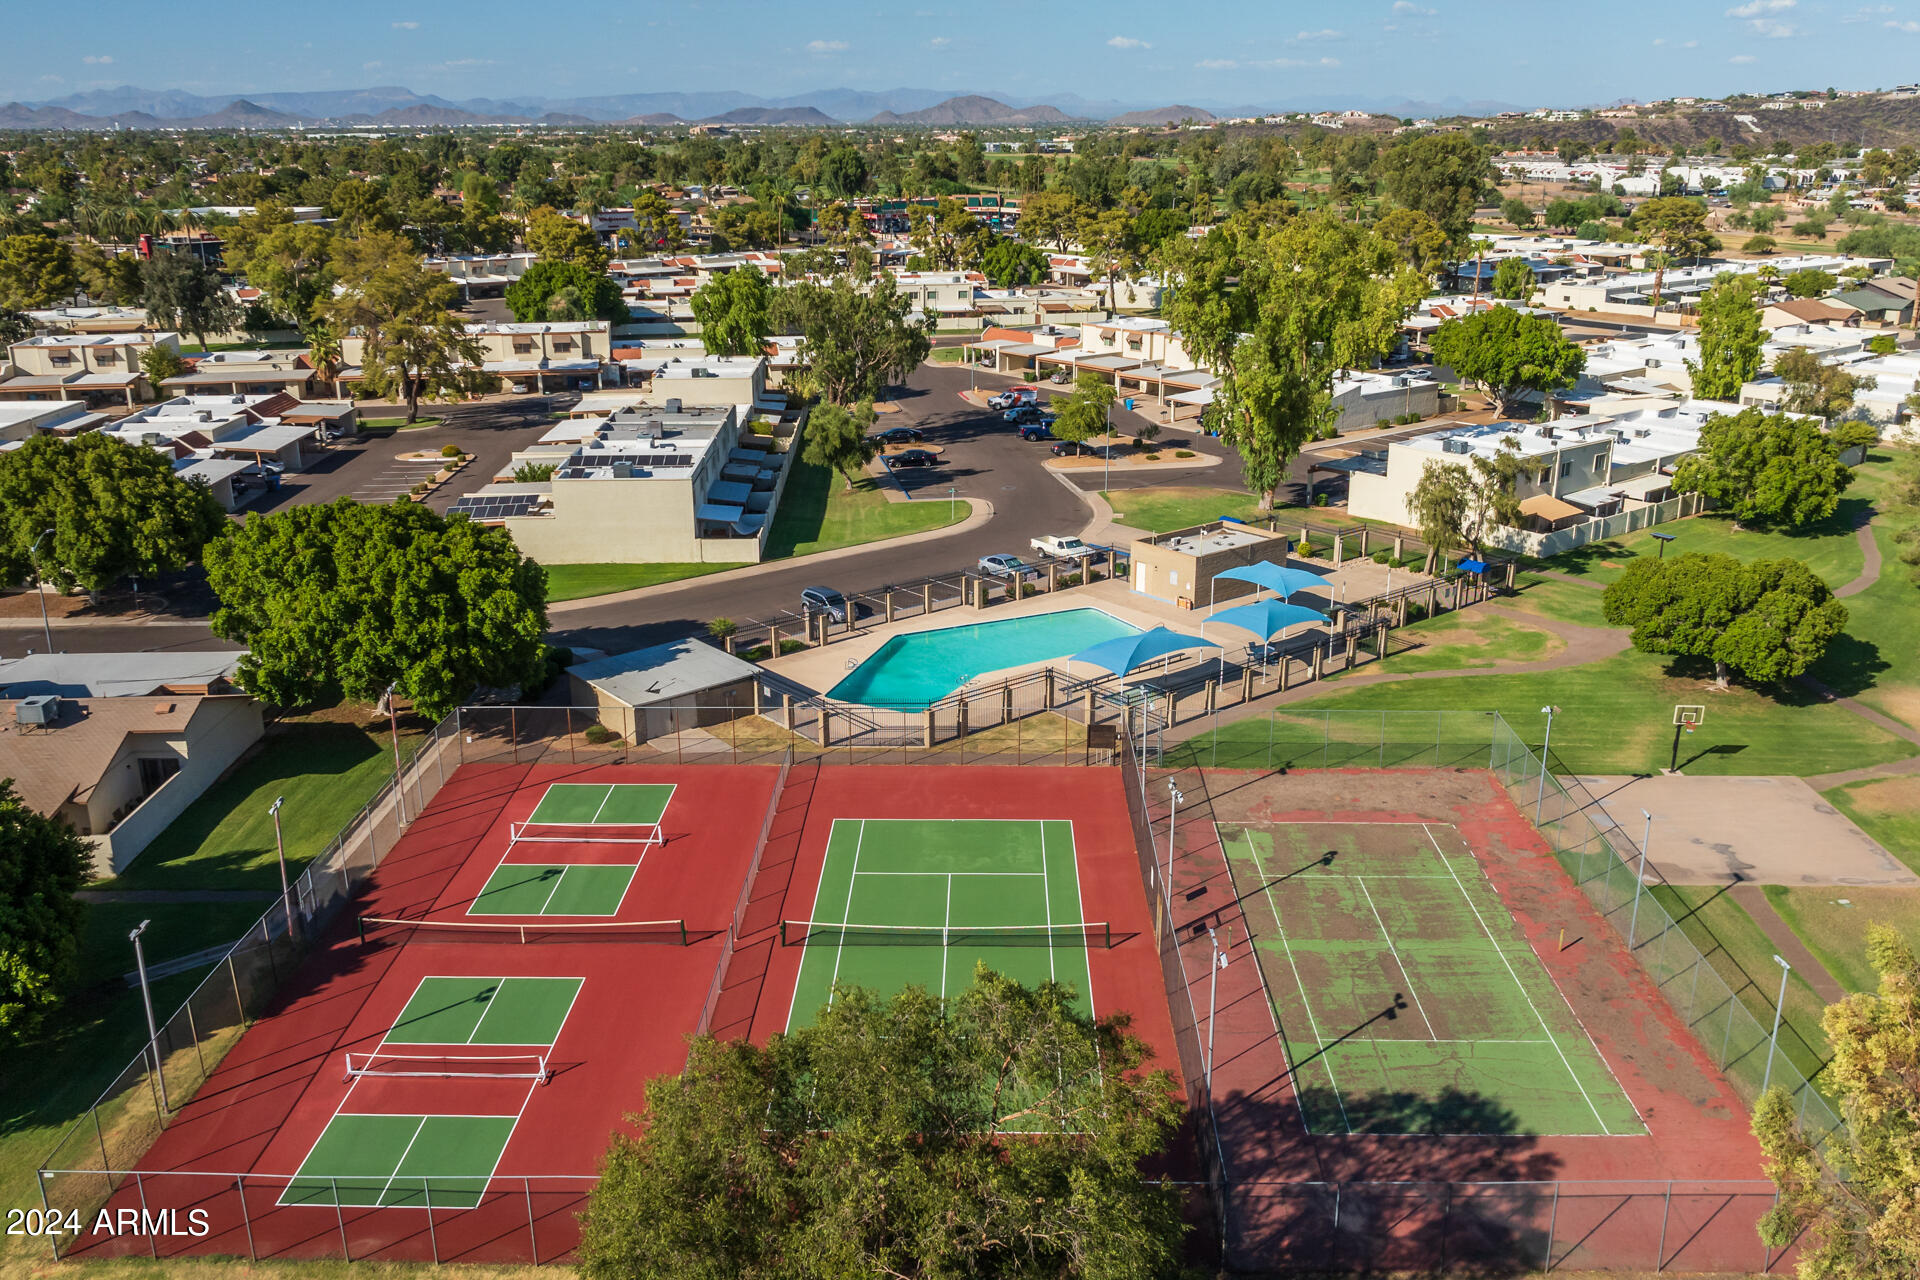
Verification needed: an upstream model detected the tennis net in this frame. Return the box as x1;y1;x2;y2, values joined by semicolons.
344;1051;549;1083
779;920;1114;948
508;819;664;850
358;915;690;946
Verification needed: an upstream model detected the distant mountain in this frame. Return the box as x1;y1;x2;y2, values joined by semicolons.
1109;105;1215;126
697;106;837;126
0;102;101;129
369;104;513;126
869;96;1073;125
178;99;302;128
619;112;686;126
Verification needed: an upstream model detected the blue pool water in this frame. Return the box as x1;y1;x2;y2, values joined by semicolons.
827;608;1142;709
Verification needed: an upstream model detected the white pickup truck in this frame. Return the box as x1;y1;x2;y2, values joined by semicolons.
1029;534;1095;560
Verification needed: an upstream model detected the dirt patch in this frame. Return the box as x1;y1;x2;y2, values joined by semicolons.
1840;771;1920;816
1865;684;1920;737
0;591;92;619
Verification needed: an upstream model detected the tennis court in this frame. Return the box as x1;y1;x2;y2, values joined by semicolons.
468;781;675;917
1219;820;1644;1137
784;818;1100;1029
281;974;581;1208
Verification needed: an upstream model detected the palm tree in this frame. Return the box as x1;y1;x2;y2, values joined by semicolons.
306;324;344;397
1468;237;1493;307
1644;250;1675;309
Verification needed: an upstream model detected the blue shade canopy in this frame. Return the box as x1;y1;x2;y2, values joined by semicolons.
1209;600;1332;641
1458;558;1488;574
1214;561;1330;598
1068;626;1221;677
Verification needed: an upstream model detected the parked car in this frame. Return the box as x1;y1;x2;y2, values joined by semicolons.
1018;422;1055;441
977;553;1038;580
1003;405;1048;424
1053;440;1122;459
987;386;1039;411
800;586;850;623
870;425;924;445
1030;535;1094;560
889;448;940;467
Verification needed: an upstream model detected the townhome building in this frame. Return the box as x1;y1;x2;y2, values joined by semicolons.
0;332;181;405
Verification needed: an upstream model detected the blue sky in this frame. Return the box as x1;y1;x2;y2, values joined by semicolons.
11;0;1920;109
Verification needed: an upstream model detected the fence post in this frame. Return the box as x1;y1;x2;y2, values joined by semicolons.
1656;1179;1672;1272
94;1108;109;1179
527;1178;540;1264
334;1179;350;1261
236;1174;257;1261
425;1181;439;1263
567;707;576;764
509;706;518;764
133;1172;158;1258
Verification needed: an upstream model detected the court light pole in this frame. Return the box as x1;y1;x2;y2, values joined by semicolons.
385;681;407;824
1205;926;1229;1096
269;795;294;935
130;920;170;1112
1534;705;1559;825
1627;809;1651;948
1165;781;1185;906
1762;954;1792;1093
28;527;56;654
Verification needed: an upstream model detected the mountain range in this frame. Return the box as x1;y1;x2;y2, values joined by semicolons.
2;83;1527;130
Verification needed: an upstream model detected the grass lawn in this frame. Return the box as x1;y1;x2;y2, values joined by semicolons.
1101;486;1365;535
1763;885;1920;995
1644;885;1835;1086
1544;499;1869;591
928;347;971;364
1820;773;1920;876
100;706;424;894
763;453;962;560
543;561;746;603
1503;572;1612;629
358;417;445;431
1190;649;1919;778
1808;451;1920;732
1342;609;1562;677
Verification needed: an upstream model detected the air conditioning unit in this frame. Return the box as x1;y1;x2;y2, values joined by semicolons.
16;695;59;726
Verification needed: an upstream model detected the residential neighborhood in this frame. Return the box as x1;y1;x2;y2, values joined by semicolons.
1;10;1918;1278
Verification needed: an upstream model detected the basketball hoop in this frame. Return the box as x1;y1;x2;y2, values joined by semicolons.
1669;705;1706;772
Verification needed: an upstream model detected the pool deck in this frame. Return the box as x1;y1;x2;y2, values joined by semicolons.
761;556;1413;703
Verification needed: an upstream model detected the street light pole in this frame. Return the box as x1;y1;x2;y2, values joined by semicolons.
1165;781;1185;906
1627;809;1651;948
269;795;294;934
28;527;55;654
385;682;407;824
1761;954;1792;1093
129;920;170;1111
1205;925;1230;1095
1534;705;1559;825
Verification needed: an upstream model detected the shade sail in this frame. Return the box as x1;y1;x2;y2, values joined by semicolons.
1068;627;1220;677
1214;561;1330;598
1209;600;1331;641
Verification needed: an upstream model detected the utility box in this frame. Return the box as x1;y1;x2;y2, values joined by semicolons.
16;694;60;726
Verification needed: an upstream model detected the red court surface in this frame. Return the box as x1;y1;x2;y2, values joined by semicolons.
730;765;1185;1092
62;761;779;1264
1158;768;1788;1274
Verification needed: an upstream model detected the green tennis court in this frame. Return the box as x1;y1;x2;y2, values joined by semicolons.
526;782;674;827
281;1114;517;1208
786;819;1095;1030
1219;820;1644;1138
384;977;581;1046
470;863;636;916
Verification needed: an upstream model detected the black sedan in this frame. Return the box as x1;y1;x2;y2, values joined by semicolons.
888;448;942;467
870;425;925;445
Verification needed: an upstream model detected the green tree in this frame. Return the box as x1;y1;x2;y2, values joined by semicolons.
1743;234;1777;255
238;220;338;332
1052;371;1117;445
1602;552;1846;685
577;968;1183;1280
0;779;89;1040
1157;212;1423;506
1672;406;1869;527
1773;347;1875;420
1374;207;1451;281
503;259;625;324
0;434;225;592
1407;440;1525;572
206;498;549;717
800;400;877;493
979;240;1050;288
771;275;932;407
1754;925;1920;1280
1376;133;1492;241
688;265;772;357
1500;196;1536;229
1781;268;1837;299
1686;275;1765;401
138;344;186;388
1630;196;1720;301
1429;307;1586;417
0;306;30;346
525;205;608;269
1078;207;1134;312
1491;257;1535;300
1015;190;1087;252
141;253;240;352
364;309;485;424
0;234;78;309
818;145;870;201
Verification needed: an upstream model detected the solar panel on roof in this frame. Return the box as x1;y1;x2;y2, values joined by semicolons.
450;494;544;520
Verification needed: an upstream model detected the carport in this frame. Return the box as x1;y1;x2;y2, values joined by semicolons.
173;456;256;511
209;422;317;472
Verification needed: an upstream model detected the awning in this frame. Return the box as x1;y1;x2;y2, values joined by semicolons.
1067;627;1219;677
696;501;746;523
1519;493;1584;521
1208;600;1331;641
1214;562;1330;599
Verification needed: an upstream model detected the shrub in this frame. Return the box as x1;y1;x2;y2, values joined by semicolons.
1375;418;1391;429
1314;493;1329;507
1058;572;1083;588
778;638;807;655
1144;453;1161;461
1175;449;1194;458
584;723;620;745
1296;541;1315;558
411;481;428;494
707;617;738;640
1399;412;1423;425
1406;602;1429;622
1372;549;1391;564
441;444;462;458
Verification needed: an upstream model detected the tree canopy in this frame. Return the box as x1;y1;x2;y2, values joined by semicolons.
1376;133;1492;241
1407;440;1525;570
0;434;226;592
1051;371;1118;445
1781;268;1838;299
1491;258;1534;300
577;968;1184;1280
1755;924;1919;1280
1429;307;1586;417
1773;347;1876;421
980;240;1051;288
1672;407;1868;528
688;265;773;357
504;259;627;324
1686;275;1765;401
799;400;876;493
140;253;240;351
0;234;78;309
772;274;931;407
205;498;550;716
0;779;89;1040
1601;551;1846;685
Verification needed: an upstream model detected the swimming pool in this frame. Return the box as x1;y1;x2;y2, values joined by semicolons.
826;608;1142;709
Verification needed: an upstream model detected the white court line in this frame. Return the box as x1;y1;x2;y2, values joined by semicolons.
373;1116;433;1207
533;866;569;915
1423;824;1612;1135
465;976;584;1047
856;870;1046;877
1242;828;1353;1134
825;820;866;1009
941;873;953;1000
1039;823;1056;985
1357;877;1436;1039
586;783;618;825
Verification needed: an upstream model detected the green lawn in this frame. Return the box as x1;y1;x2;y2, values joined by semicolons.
928;347;971;364
1546;500;1869;590
1644;885;1835;1085
1196;649;1919;778
101;709;424;893
1808;452;1920;731
1101;486;1366;535
1762;885;1920;995
358;416;445;431
1503;572;1612;629
763;453;963;560
543;561;746;603
1821;773;1920;876
1348;609;1561;677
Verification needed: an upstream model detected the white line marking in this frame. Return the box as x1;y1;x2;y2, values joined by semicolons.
1039;823;1056;984
1242;828;1353;1134
941;873;953;1000
1211;820;1298;1133
374;1116;431;1207
586;783;617;825
826;820;866;1008
1423;824;1611;1135
855;870;1046;877
1357;877;1436;1039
